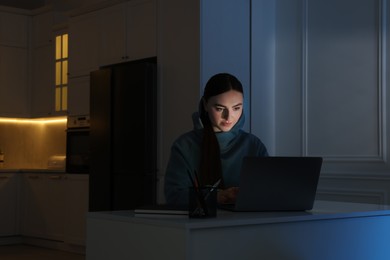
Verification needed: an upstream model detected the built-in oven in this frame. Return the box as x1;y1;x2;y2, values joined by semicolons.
66;115;90;173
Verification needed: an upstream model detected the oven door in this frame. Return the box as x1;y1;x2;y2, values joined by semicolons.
66;127;90;173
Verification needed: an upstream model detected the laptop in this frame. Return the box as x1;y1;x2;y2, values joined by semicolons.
219;156;323;212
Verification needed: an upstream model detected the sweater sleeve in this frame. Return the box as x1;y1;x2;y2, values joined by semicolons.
164;139;198;206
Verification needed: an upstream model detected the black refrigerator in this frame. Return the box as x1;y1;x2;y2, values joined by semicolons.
89;57;157;211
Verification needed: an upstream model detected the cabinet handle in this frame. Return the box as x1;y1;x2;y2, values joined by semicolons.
28;175;40;179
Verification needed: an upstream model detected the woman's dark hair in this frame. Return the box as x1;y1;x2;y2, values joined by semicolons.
198;73;243;186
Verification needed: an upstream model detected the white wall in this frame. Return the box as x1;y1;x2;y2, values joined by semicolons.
251;0;276;154
251;0;390;204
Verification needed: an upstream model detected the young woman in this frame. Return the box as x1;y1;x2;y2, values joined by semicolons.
164;73;268;206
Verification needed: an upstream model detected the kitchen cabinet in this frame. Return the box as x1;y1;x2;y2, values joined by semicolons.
32;10;53;48
21;174;46;238
0;11;29;117
31;43;56;117
30;10;57;117
21;173;65;241
68;10;100;77
0;45;29;117
0;173;20;236
0;11;28;47
67;76;90;116
63;174;89;245
98;0;157;66
21;173;89;246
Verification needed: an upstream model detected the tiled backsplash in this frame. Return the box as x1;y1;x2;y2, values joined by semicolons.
0;120;66;169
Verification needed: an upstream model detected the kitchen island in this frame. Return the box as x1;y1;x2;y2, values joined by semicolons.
86;200;390;260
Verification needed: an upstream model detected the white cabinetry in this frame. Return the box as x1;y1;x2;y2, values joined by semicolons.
21;174;45;238
32;10;53;47
68;10;100;116
99;0;157;66
31;43;55;117
68;10;100;78
63;174;89;245
0;45;28;117
67;1;156;116
21;173;65;240
0;12;29;117
0;12;28;47
31;11;56;117
21;173;89;245
0;173;20;236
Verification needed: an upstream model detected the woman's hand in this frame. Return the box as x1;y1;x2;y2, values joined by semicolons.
217;187;239;204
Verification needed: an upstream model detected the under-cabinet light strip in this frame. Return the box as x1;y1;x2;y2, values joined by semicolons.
0;117;67;124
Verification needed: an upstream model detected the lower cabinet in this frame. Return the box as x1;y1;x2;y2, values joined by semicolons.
0;173;20;236
63;174;89;245
21;173;89;245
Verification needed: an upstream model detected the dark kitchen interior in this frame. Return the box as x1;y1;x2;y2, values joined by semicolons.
1;0;390;259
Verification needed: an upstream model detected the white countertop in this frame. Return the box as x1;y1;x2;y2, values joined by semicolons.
87;200;390;229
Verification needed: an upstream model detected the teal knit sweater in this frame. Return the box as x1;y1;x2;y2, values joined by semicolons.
164;110;268;206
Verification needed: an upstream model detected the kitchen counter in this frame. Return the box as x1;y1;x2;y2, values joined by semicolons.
0;169;66;173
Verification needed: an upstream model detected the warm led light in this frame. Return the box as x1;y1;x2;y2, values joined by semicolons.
0;117;67;124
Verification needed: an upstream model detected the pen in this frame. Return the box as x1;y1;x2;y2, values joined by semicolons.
204;178;221;200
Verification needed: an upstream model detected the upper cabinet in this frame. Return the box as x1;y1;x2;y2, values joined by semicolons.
0;12;28;47
69;0;156;77
32;10;53;48
0;12;29;117
31;11;56;117
125;0;156;61
67;0;156;116
99;0;157;66
68;10;100;78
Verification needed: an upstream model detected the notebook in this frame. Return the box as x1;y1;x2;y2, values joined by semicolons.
219;156;323;212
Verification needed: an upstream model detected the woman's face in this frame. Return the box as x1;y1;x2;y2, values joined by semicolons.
203;89;243;132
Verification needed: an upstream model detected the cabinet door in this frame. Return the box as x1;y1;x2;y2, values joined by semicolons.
32;11;53;48
21;174;46;238
69;11;100;77
0;46;29;117
21;173;65;241
44;174;66;241
99;0;157;66
126;0;157;61
99;3;127;66
0;174;19;236
68;76;90;116
63;174;89;245
0;12;28;47
31;43;56;117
